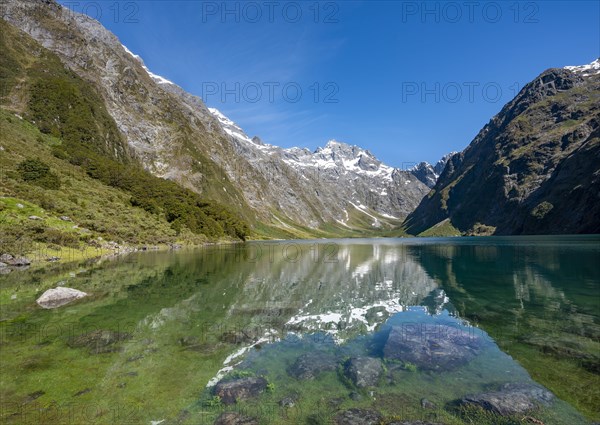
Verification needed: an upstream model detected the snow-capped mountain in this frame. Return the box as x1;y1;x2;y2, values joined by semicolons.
208;107;430;228
564;58;600;77
409;152;457;188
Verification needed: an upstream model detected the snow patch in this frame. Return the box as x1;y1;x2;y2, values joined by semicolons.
565;58;600;76
121;44;174;85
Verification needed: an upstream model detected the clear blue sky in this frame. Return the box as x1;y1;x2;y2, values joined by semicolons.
60;0;599;166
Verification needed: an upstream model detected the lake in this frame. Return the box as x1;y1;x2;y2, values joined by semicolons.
1;236;598;424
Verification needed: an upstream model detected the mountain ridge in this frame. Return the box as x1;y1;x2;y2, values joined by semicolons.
404;59;600;235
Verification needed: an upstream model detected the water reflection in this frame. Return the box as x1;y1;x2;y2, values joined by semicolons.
0;236;598;424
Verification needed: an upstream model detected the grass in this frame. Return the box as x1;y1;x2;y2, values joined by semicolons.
418;219;462;237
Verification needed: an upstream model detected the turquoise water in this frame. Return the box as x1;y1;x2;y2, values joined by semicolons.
0;236;598;424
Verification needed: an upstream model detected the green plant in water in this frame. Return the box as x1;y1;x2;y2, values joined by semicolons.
266;382;275;393
403;362;418;372
203;395;222;407
225;370;255;380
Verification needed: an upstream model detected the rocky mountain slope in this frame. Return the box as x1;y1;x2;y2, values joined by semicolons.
405;59;600;235
0;19;250;263
209;107;429;229
1;0;429;237
409;152;457;188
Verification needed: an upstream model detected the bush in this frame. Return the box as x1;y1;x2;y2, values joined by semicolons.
17;159;61;189
18;159;50;181
531;201;553;219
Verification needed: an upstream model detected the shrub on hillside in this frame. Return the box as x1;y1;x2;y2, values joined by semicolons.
17;159;61;189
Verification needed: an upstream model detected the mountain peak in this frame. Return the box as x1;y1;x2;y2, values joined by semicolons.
564;58;600;77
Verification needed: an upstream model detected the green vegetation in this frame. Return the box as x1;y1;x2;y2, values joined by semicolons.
531;201;553;220
467;222;497;236
203;395;223;407
418;219;462;237
0;20;249;261
402;362;418;372
17;158;61;189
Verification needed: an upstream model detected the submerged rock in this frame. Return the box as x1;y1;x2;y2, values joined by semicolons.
214;377;268;405
214;412;258;425
334;408;382;425
36;286;88;309
420;398;437;409
343;357;383;388
287;351;338;380
458;382;554;416
383;324;482;371
67;330;132;354
279;393;299;408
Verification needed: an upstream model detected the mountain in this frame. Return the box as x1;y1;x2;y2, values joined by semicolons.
0;18;250;259
209;106;429;229
405;59;600;236
1;0;429;239
409;152;457;188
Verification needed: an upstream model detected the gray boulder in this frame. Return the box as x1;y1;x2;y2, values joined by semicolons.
214;377;268;405
11;257;31;266
459;382;554;416
2;255;31;267
36;286;88;309
384;324;482;371
287;351;338;380
334;408;382;425
343;357;383;388
214;412;258;425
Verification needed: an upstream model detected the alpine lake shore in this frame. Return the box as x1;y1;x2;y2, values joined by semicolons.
1;237;598;425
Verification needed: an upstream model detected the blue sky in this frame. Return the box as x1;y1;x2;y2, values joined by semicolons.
61;1;599;166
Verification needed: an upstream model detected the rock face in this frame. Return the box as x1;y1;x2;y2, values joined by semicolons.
287;351;338;380
213;412;258;425
405;60;600;235
334;408;383;425
343;357;383;388
213;377;268;405
409;152;456;188
459;382;554;416
383;325;482;371
67;330;132;354
36;286;88;309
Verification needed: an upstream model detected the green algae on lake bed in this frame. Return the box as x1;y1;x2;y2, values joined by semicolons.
0;237;598;424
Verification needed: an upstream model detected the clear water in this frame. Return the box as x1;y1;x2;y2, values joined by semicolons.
0;236;598;424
